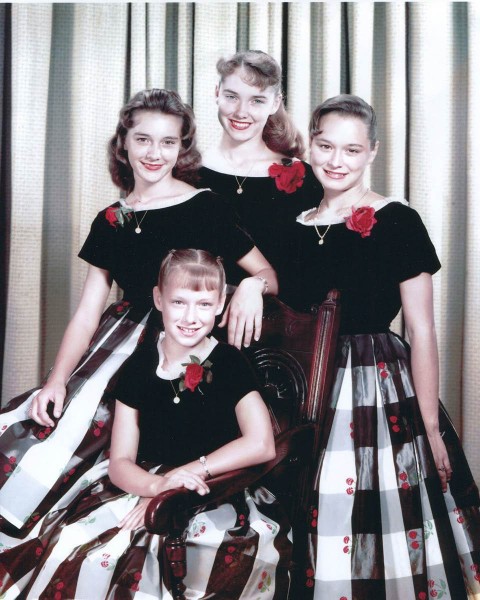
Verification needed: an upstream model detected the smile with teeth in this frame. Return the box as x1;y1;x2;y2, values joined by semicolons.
324;169;347;179
178;325;200;336
230;120;251;130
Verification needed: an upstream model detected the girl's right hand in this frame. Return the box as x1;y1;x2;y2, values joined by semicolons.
162;468;210;496
30;382;66;427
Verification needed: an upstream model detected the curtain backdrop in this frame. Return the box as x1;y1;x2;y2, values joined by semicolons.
1;1;479;480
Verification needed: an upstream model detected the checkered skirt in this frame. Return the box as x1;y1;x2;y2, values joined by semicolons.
0;301;149;532
0;458;291;599
303;333;480;600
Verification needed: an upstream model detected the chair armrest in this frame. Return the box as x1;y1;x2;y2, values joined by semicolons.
145;423;314;535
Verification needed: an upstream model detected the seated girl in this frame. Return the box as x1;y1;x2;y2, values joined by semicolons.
0;249;291;600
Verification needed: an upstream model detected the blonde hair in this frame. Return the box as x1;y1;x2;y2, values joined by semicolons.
158;249;226;294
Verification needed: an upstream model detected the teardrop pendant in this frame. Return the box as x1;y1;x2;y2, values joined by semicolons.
173;396;180;404
135;227;141;234
237;187;243;195
318;238;324;245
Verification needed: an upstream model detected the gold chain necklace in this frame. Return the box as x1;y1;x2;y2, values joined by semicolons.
313;223;331;246
169;379;181;404
221;152;256;195
132;210;148;234
313;188;370;246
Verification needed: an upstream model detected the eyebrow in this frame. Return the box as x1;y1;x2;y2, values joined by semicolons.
133;132;180;140
314;136;365;149
222;88;268;100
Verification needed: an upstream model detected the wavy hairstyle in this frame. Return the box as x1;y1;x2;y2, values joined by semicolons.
108;89;201;193
216;50;305;159
309;94;378;149
158;249;226;295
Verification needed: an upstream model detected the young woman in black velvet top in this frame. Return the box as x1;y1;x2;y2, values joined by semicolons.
295;95;480;600
199;50;322;290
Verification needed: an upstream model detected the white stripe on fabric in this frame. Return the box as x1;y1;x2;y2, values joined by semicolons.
0;318;146;527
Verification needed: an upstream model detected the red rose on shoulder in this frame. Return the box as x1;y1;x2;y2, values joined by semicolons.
105;206;118;227
268;160;306;194
345;206;377;238
184;363;204;392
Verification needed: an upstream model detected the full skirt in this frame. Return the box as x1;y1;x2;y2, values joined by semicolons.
303;333;480;600
0;460;292;599
0;301;149;532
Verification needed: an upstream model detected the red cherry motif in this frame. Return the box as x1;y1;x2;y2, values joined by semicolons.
3;464;11;473
35;547;43;556
344;536;350;543
399;472;408;481
224;555;233;565
343;546;349;553
402;482;410;490
8;456;16;464
392;425;400;432
130;583;139;591
380;371;389;379
56;582;65;590
457;516;465;524
411;541;419;549
389;416;398;423
54;592;62;600
306;579;314;588
430;590;438;597
346;488;354;495
101;560;109;568
306;568;314;578
377;362;386;369
262;571;267;579
134;572;142;581
418;593;427;600
258;582;263;589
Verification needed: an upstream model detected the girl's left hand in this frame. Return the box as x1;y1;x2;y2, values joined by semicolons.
219;278;263;349
119;497;151;531
427;430;452;492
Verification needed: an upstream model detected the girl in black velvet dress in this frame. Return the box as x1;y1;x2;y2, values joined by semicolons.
0;90;276;540
199;50;322;289
0;249;291;599
293;95;480;599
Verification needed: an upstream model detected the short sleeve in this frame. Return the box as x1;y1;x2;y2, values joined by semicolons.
110;345;154;410
212;343;260;407
387;205;441;283
210;194;255;264
78;207;116;270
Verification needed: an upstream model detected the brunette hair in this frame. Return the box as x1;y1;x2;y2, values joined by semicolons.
108;89;201;193
216;50;305;158
309;94;378;149
158;249;226;295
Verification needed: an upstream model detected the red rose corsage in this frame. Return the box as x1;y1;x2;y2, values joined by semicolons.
105;203;134;229
345;206;377;238
180;356;213;393
268;159;306;194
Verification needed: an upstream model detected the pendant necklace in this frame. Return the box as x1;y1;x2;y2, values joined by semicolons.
314;223;331;246
133;210;148;234
313;188;370;246
222;152;256;195
234;164;255;195
169;379;181;404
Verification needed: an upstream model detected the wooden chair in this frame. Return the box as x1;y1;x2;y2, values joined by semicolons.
145;290;341;600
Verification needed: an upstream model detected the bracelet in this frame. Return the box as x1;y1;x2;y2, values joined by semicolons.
199;455;212;479
255;275;269;295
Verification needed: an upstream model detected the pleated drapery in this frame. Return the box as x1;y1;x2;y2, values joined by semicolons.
1;2;479;480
